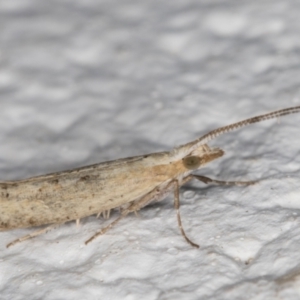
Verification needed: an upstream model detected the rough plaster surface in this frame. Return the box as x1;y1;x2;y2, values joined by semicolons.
0;1;300;299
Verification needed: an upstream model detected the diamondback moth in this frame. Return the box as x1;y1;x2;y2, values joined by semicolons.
1;106;300;248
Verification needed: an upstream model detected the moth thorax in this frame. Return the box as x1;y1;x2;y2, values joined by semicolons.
182;156;201;170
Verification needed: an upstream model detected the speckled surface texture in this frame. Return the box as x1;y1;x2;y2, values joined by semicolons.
1;1;300;299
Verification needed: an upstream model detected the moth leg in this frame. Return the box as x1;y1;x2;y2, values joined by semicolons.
85;182;175;245
190;175;257;186
103;210;111;219
86;208;137;244
122;178;200;248
7;224;61;248
172;174;256;248
76;219;80;227
85;214;125;244
173;179;199;248
96;210;111;219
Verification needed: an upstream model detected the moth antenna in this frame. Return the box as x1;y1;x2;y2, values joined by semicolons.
183;105;300;153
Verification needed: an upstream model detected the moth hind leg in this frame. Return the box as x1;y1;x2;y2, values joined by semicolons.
6;224;61;248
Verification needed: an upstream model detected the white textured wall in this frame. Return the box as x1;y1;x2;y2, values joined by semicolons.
1;1;300;299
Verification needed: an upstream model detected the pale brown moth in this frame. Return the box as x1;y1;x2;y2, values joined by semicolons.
1;106;300;248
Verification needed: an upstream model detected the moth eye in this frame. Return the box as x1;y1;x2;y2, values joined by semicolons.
182;156;201;170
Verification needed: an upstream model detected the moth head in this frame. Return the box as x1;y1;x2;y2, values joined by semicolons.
182;156;202;170
182;146;224;170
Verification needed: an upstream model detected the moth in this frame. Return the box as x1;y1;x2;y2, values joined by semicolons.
1;106;299;248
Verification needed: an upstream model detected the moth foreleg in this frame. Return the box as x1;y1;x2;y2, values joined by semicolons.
191;174;257;186
173;173;256;248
